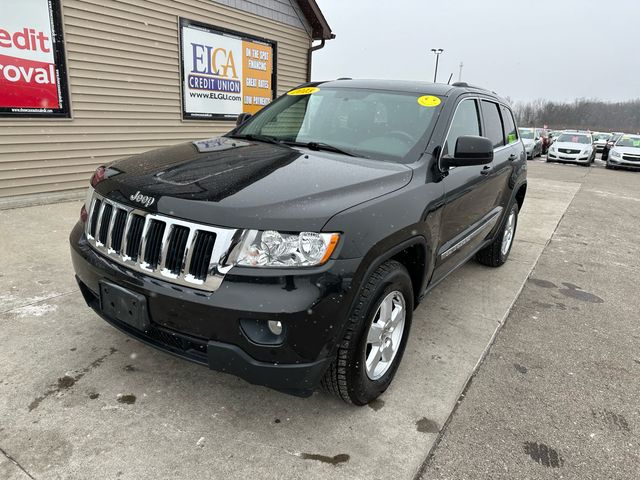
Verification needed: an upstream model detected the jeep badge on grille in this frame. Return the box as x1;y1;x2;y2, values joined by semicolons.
130;191;155;208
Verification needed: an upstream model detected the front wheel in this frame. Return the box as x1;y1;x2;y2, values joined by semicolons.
321;260;413;405
476;202;519;267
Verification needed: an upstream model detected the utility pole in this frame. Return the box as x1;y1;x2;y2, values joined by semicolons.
430;48;444;83
458;62;464;82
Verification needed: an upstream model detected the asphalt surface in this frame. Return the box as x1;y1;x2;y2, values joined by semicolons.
420;155;640;479
0;152;635;479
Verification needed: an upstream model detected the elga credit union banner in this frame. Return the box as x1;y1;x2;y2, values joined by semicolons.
180;19;276;120
0;0;70;117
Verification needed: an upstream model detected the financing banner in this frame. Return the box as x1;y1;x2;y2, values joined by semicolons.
180;18;276;120
0;0;70;117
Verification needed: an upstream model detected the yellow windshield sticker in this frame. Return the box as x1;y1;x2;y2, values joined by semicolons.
417;95;441;107
287;87;320;96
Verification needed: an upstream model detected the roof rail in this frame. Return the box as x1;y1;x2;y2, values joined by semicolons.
451;81;495;94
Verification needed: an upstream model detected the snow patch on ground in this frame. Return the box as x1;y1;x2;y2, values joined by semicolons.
13;303;58;318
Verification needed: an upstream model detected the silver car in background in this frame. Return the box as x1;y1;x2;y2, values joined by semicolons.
606;134;640;170
546;131;595;166
519;127;542;159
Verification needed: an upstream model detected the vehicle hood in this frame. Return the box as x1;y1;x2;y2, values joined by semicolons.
612;146;640;155
553;142;591;150
521;138;536;146
97;137;413;231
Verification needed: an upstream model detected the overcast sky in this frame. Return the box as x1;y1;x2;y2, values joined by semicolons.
312;0;639;103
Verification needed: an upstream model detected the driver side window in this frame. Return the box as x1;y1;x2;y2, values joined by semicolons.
444;99;481;156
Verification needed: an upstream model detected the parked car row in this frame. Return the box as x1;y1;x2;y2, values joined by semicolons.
529;128;640;171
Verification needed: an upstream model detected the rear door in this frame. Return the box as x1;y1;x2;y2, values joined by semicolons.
478;100;518;214
432;97;499;282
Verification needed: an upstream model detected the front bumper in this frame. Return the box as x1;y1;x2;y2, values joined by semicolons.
547;151;591;163
607;157;640;170
70;222;361;396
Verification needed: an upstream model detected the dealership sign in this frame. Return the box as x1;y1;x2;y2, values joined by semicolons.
180;18;276;120
0;0;70;117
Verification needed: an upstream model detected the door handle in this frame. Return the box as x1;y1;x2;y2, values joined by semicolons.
480;165;492;175
508;153;517;161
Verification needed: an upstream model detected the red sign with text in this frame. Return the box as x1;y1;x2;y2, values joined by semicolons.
0;1;69;117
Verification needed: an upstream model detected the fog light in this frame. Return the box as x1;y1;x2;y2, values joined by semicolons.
268;320;283;335
240;318;285;345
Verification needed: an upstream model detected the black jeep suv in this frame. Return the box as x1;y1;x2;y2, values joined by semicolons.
70;80;527;405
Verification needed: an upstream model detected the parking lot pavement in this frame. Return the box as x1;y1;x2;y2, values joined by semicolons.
0;168;579;480
420;162;640;479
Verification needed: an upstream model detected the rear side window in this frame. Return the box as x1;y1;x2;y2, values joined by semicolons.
500;105;518;144
445;99;481;156
481;100;505;148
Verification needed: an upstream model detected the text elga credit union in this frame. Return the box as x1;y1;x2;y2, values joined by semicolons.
180;19;275;120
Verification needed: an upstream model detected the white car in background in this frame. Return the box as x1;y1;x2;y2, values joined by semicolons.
518;128;542;159
606;134;640;171
593;132;612;152
546;131;595;166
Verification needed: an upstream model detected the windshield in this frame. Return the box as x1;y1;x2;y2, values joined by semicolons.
616;135;640;147
232;87;443;161
556;133;591;144
519;129;535;139
595;133;611;141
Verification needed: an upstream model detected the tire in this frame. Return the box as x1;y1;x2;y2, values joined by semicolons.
546;156;552;163
605;164;613;170
321;260;413;405
476;202;519;268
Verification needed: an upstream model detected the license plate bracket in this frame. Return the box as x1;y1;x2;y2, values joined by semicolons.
99;281;150;331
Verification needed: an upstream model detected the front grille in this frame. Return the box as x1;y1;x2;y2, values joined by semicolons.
110;209;127;254
559;148;580;154
189;231;216;280
142;220;166;270
622;155;640;162
164;225;190;275
85;192;238;292
125;214;145;261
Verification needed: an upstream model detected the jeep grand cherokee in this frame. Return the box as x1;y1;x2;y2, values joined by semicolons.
70;80;527;405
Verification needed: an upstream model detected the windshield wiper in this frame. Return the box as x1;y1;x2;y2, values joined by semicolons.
228;133;282;145
282;141;357;157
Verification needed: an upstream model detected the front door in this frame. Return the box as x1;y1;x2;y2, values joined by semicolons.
432;98;499;282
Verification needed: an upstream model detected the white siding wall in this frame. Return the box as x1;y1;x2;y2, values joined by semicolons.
0;0;311;200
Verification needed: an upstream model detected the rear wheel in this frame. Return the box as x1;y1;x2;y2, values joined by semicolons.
476;202;519;268
321;260;413;405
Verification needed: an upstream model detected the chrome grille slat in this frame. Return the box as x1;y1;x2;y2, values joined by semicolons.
84;192;239;292
94;201;107;246
138;216;154;271
105;206;119;252
120;211;134;260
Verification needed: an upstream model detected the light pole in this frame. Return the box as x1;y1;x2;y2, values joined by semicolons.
430;48;444;83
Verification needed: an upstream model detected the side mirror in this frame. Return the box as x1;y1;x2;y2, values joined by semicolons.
236;112;252;127
441;136;494;169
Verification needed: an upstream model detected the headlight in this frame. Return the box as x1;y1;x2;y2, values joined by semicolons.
610;149;621;158
228;230;340;267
